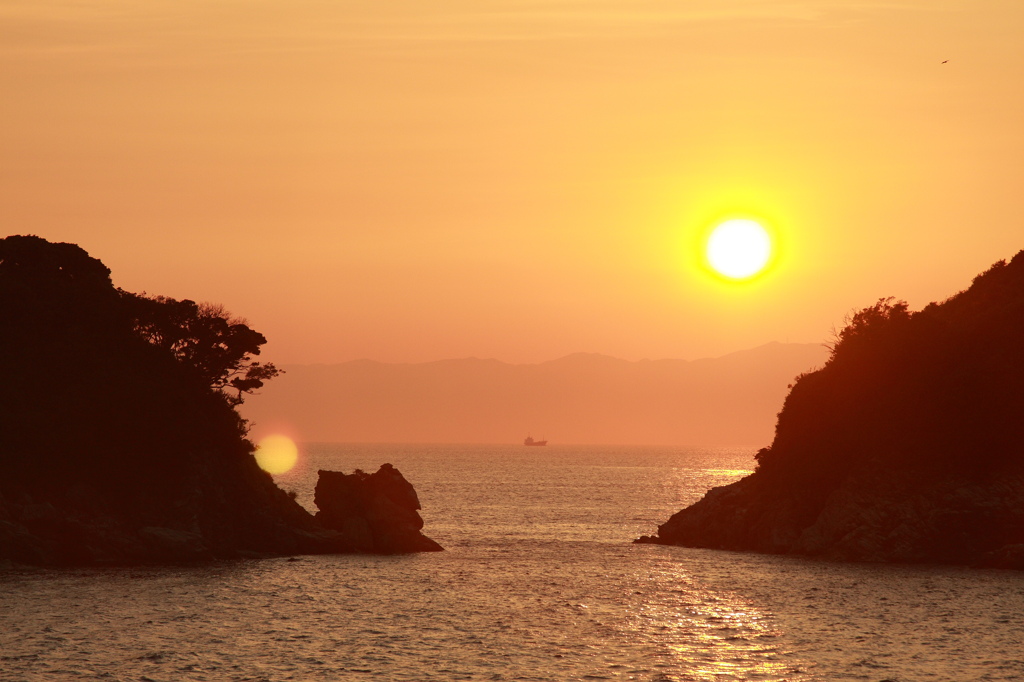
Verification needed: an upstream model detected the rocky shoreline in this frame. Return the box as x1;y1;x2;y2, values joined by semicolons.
636;468;1024;569
0;463;441;566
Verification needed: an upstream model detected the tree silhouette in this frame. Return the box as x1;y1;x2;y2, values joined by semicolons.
824;296;910;358
124;294;281;405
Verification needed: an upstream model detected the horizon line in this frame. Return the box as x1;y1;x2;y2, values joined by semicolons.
276;339;825;368
266;439;766;450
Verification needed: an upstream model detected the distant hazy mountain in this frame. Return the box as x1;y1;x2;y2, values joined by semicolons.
242;342;828;446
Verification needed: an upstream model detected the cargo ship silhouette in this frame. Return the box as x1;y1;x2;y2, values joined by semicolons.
524;436;547;446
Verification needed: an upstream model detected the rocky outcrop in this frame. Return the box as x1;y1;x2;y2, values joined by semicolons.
637;251;1024;568
0;461;445;565
636;469;1024;568
314;464;443;554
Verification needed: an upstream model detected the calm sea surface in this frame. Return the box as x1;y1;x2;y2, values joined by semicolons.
3;444;1023;681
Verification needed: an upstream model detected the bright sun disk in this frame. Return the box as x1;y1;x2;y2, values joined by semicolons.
254;434;299;475
706;219;772;279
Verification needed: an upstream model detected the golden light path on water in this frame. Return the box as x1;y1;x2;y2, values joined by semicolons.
627;559;808;682
254;434;299;474
614;465;803;681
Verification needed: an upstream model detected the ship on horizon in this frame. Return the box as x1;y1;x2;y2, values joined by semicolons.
524;436;547;446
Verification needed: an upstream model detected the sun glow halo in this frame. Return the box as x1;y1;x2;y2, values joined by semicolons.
705;219;773;280
254;434;299;475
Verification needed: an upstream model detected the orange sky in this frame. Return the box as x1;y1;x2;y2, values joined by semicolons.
3;1;1023;364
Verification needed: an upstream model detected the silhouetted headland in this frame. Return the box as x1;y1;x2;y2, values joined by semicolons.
637;251;1024;569
0;235;440;565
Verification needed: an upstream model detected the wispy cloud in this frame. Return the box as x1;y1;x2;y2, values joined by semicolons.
0;0;958;59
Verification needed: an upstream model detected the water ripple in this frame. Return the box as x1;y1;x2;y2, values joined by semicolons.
3;445;1023;681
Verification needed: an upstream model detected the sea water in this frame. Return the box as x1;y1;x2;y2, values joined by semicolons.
3;444;1023;681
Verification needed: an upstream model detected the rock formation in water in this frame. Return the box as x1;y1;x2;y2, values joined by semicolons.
637;251;1024;569
313;464;443;553
0;235;440;565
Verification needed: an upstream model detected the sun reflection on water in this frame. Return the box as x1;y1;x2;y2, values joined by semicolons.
627;564;813;681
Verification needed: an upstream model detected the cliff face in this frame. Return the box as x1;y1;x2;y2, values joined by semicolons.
0;236;440;565
638;251;1024;568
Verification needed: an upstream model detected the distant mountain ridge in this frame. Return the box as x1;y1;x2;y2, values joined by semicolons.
242;342;828;446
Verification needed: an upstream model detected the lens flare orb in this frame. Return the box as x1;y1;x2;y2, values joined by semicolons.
254;434;299;474
705;219;772;280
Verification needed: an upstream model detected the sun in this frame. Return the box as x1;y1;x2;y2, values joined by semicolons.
254;434;299;475
705;219;773;280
